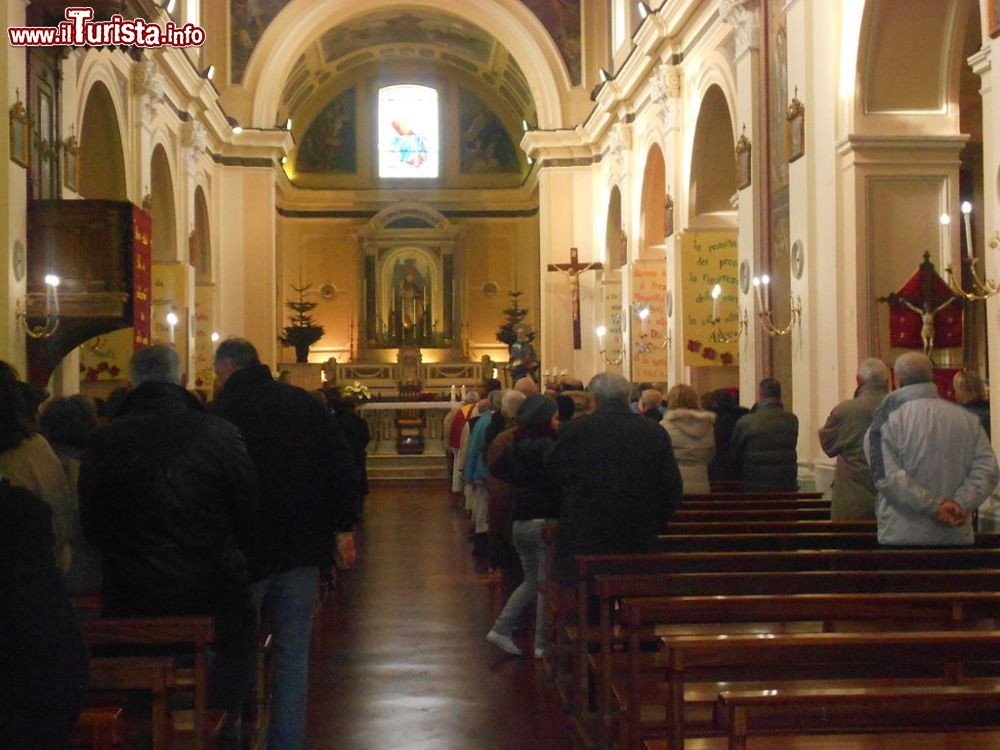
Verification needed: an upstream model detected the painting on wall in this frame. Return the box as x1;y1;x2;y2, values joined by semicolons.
459;90;520;174
519;0;581;85
231;0;293;83
297;88;357;174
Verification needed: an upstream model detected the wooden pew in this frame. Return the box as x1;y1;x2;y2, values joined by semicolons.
666;520;875;535
657;530;1000;551
619;591;1000;750
679;498;831;512
87;657;175;750
658;631;1000;750
673;508;834;522
716;684;1000;750
581;554;1000;730
82;617;215;750
683;491;824;501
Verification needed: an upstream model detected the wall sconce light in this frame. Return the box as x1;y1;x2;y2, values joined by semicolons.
18;273;61;339
598;68;611;83
751;274;801;336
638;2;652;20
596;325;625;366
228;116;242;135
211;332;221;343
166;311;178;344
202;65;215;80
709;283;748;344
944;202;1000;300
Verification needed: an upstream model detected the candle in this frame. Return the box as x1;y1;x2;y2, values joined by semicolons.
166;311;178;344
44;274;60;318
711;284;721;322
962;202;973;259
596;325;607;346
460;384;467;401
761;274;770;314
752;276;763;312
450;384;457;402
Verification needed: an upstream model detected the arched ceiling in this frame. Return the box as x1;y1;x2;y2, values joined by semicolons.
275;9;538;127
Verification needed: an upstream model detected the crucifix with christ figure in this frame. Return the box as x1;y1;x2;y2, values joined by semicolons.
547;247;603;349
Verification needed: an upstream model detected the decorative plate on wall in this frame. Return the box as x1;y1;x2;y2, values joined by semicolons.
791;240;805;280
739;260;751;294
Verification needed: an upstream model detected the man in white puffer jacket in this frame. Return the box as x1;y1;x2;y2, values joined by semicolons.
864;352;999;545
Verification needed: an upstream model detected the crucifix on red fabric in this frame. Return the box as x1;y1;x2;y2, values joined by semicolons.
547;247;603;350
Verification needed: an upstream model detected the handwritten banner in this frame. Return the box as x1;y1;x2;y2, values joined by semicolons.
631;259;668;382
680;231;739;368
193;285;215;390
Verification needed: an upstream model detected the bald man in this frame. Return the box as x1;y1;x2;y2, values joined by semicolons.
514;377;539;396
865;352;999;545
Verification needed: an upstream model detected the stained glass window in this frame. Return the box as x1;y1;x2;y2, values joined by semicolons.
378;84;439;179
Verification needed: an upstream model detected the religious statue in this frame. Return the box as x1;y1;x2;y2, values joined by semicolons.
392;258;427;336
891;295;956;359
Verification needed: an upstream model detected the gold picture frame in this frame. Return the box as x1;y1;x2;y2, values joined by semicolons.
735;129;752;190
9;92;29;169
62;133;79;192
786;91;805;163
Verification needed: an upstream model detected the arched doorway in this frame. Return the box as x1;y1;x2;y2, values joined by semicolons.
150;145;177;263
689;85;736;223
78;82;126;200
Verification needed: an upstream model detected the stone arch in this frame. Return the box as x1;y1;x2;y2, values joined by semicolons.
605;186;625;271
190;184;212;283
688;84;737;221
150;144;177;262
853;0;979;130
77;80;127;200
639;144;666;259
240;0;566;129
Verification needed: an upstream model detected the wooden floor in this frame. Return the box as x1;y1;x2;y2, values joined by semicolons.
305;480;574;750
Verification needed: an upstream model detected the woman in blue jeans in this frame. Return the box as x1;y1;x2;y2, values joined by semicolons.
485;395;565;658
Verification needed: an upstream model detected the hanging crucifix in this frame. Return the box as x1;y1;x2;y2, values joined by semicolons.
547;247;603;349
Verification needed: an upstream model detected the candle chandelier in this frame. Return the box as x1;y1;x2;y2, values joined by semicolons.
943;203;1000;301
751;274;801;337
709;284;748;343
632;302;668;354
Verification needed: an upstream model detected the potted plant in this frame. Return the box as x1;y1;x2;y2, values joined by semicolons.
279;284;325;363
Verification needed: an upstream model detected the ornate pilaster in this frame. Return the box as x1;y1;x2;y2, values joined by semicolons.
133;59;165;122
607;121;632;185
181;120;207;173
719;0;759;62
650;64;682;133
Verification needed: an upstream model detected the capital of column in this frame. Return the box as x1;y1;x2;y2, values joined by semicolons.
719;0;759;61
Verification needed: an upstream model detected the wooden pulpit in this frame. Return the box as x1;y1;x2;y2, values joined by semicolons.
25;200;152;386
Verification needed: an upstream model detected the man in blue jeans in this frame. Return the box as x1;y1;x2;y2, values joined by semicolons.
213;339;359;750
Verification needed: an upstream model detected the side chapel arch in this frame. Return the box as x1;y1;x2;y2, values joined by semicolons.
150;144;178;262
78;81;127;200
688;84;738;222
639;144;667;258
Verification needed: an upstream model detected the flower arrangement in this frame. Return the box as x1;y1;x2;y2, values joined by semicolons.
341;381;372;402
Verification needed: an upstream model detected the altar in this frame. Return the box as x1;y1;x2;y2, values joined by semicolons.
358;400;457;480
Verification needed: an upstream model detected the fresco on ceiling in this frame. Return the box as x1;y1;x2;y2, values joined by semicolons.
459;89;520;174
231;0;293;83
296;88;357;174
320;11;494;65
520;0;581;85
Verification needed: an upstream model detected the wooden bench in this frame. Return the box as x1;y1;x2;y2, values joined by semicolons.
666;520;876;535
679;498;831;512
684;491;825;501
87;657;175;750
82;617;215;750
570;549;1000;720
657;530;1000;551
70;706;125;750
658;631;1000;750
618;591;1000;750
716;683;1000;750
673;508;834;522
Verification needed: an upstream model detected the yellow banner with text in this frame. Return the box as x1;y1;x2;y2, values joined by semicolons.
680;231;739;368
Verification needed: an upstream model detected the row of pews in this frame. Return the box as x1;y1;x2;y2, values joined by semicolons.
541;490;1000;750
69;597;272;750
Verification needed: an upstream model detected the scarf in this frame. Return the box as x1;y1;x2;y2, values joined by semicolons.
866;382;939;484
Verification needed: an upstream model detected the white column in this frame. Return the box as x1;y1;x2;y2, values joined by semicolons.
0;0;29;371
721;0;766;407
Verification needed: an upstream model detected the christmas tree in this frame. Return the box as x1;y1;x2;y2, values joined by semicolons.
496;290;533;346
279;284;325;362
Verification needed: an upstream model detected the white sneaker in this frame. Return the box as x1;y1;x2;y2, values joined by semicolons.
486;630;523;656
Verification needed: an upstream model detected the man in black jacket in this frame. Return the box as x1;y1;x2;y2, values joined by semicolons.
545;372;683;584
79;344;258;716
730;378;799;492
212;338;359;750
1;480;89;750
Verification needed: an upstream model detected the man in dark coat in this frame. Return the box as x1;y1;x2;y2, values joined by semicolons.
730;378;799;492
212;338;359;750
1;479;89;750
545;372;683;584
79;345;258;716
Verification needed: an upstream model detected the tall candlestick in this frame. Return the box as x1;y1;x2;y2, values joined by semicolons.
962;202;974;259
711;284;721;322
760;275;770;314
752;277;763;312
